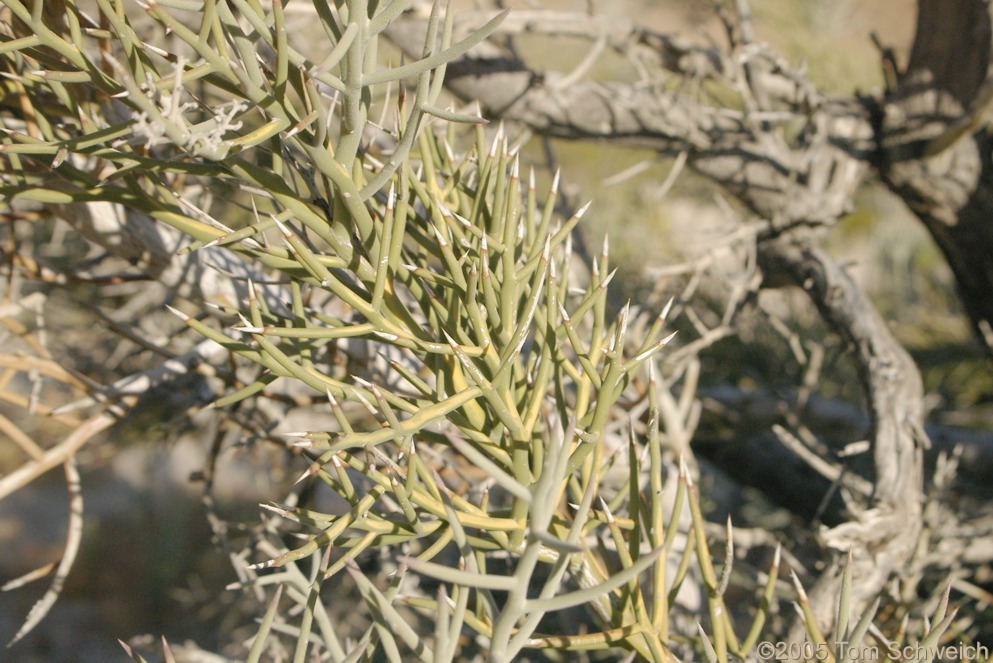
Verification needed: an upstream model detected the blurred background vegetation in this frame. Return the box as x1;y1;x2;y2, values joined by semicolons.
531;0;987;423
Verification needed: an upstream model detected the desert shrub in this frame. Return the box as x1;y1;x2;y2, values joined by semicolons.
0;1;962;661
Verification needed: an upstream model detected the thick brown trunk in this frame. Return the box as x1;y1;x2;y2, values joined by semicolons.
884;133;993;351
881;0;993;352
904;0;989;106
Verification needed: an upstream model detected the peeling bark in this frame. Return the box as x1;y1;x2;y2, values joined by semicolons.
758;238;926;639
